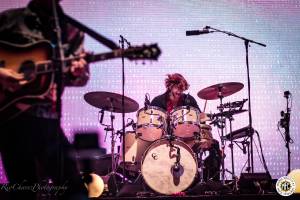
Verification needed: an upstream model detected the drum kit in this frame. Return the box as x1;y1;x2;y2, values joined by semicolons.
83;82;248;195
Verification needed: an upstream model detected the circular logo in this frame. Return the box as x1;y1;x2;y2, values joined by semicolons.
276;176;296;196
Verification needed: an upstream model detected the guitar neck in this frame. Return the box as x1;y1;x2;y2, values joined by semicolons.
29;43;161;75
86;50;124;63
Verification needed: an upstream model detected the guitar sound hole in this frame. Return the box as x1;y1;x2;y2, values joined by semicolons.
19;60;35;81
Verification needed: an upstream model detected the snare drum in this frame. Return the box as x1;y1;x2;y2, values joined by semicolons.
170;106;200;138
136;106;167;141
141;139;197;195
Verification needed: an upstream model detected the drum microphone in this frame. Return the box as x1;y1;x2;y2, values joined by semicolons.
171;146;184;178
144;93;150;109
171;164;184;178
125;119;135;128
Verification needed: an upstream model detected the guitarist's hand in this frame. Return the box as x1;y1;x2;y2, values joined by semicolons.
70;53;87;77
0;68;27;92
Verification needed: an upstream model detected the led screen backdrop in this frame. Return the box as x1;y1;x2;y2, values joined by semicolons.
0;0;299;183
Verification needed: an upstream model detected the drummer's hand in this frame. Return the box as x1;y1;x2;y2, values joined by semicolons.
0;68;27;92
199;139;213;150
200;112;210;123
70;53;87;77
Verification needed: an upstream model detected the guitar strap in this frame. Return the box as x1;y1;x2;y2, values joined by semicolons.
63;14;119;50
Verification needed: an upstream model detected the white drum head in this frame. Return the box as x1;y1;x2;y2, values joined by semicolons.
141;139;197;195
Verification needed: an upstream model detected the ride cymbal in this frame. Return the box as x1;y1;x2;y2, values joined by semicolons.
198;82;244;100
84;91;139;113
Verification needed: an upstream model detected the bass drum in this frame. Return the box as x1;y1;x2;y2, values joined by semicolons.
141;139;197;195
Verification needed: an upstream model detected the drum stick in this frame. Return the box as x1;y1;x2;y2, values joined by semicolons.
203;100;207;112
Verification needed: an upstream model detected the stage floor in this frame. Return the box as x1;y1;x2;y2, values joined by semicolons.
97;194;300;200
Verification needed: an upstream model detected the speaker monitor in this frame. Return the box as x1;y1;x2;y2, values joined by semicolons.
239;173;273;194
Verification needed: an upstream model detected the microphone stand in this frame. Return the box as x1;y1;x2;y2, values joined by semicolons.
285;99;291;175
280;92;292;174
51;1;119;185
51;0;65;184
206;26;266;173
119;35;131;184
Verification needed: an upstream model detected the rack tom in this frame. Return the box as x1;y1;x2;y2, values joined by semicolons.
136;106;167;141
170;106;201;138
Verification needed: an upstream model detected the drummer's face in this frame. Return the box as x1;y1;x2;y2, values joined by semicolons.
170;85;183;99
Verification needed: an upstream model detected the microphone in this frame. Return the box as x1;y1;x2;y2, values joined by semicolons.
171;147;183;178
284;91;291;98
144;93;150;109
125;119;134;128
186;29;210;36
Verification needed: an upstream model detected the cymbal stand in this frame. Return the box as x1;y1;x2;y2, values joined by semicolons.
225;109;238;191
217;86;226;185
101;99;123;195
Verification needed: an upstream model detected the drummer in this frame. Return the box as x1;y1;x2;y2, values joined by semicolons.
150;73;213;149
150;73;200;113
148;73;220;181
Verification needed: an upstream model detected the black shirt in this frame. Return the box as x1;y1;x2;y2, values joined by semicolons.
150;91;201;112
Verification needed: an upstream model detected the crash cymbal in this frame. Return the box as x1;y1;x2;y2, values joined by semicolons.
84;91;139;113
197;82;244;100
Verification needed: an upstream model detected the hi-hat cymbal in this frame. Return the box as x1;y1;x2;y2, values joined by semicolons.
197;82;244;100
84;91;139;113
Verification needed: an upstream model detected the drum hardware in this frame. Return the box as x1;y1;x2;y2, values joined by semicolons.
84;91;139;195
217;99;248;110
226;109;239;191
209;109;247;119
222;126;254;141
223;126;254;174
198;82;244;186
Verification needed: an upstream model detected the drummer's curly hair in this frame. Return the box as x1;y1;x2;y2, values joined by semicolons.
165;73;189;91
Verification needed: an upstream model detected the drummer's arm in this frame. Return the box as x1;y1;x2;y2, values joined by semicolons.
189;95;201;112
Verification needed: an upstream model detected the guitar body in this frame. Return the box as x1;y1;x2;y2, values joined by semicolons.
0;41;54;123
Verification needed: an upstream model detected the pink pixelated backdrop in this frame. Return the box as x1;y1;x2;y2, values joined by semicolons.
0;0;299;183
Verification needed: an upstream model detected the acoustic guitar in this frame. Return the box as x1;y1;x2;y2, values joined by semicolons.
0;40;161;124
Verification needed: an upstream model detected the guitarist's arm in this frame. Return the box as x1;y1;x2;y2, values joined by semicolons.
65;52;90;87
64;28;90;87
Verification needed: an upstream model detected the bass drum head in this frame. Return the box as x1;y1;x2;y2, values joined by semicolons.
141;139;197;195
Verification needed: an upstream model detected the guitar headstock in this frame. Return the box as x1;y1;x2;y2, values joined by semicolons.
123;43;161;61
